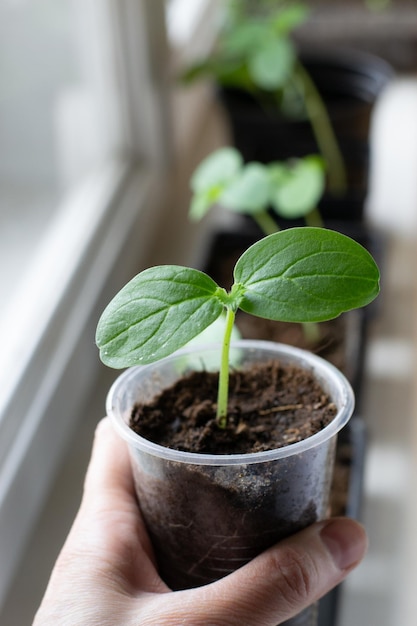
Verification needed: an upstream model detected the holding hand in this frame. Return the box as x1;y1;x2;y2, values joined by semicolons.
33;418;367;626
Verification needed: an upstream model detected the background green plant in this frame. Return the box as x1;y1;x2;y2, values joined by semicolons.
189;146;325;233
182;0;346;193
190;145;326;343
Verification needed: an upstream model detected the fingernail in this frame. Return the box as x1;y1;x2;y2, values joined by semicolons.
320;518;367;571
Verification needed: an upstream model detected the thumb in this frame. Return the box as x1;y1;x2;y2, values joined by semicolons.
192;517;367;626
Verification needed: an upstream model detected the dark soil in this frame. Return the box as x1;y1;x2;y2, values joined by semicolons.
130;360;337;455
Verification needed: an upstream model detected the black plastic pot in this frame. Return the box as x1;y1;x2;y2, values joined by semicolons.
218;47;394;221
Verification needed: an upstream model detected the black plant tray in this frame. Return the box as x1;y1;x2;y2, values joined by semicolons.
318;416;367;626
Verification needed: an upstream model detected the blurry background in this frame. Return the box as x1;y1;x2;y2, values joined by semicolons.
0;1;416;624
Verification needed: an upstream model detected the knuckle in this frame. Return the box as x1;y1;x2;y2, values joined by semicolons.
271;546;319;608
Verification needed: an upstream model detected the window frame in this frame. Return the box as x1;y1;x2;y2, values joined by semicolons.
0;0;171;608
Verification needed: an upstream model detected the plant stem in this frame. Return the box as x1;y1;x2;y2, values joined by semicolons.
295;62;347;195
305;207;324;228
253;210;280;235
216;307;236;428
301;321;321;345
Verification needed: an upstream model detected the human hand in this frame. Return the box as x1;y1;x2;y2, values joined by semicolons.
33;418;367;626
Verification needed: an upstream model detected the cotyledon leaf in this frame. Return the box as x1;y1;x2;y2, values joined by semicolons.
220;162;271;214
234;228;380;323
96;266;224;368
190;147;243;194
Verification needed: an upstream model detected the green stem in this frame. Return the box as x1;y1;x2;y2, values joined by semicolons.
216;307;236;428
301;321;321;345
253;210;280;235
305;207;324;228
294;63;347;195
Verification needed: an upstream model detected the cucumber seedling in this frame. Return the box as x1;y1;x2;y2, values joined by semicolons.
96;228;380;428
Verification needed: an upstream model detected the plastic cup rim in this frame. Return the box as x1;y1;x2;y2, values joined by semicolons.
106;339;355;466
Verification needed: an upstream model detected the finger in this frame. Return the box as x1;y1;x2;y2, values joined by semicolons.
61;418;165;592
188;518;367;626
82;417;135;507
76;417;152;548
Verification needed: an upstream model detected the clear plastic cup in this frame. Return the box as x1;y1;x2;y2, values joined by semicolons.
107;340;354;625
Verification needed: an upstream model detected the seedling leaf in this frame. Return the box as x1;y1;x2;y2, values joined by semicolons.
220;163;271;214
190;147;243;193
269;156;325;218
189;148;244;220
248;37;295;90
222;21;265;56
96;266;224;367
234;228;380;322
272;4;310;33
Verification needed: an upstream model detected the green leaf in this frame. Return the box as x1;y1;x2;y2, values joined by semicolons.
190;147;243;194
221;21;266;56
179;58;216;84
189;147;245;221
180;57;243;85
96;266;224;368
214;62;254;90
189;190;214;221
220;162;271;214
272;4;310;34
234;228;380;322
269;156;325;218
248;37;295;90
